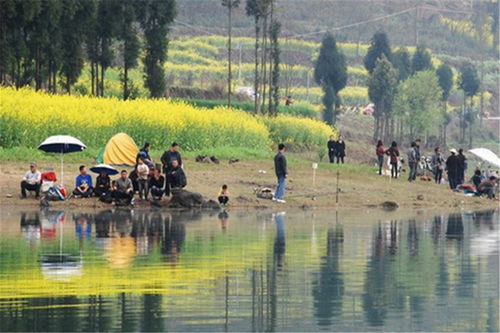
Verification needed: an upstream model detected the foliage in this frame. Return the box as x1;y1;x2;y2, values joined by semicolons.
0;87;333;150
392;48;411;82
314;33;347;125
394;71;443;137
364;31;392;73
436;64;453;101
181;98;317;118
411;45;433;74
368;55;398;119
458;62;480;98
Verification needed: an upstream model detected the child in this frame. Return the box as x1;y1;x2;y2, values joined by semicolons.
218;184;229;205
137;158;149;199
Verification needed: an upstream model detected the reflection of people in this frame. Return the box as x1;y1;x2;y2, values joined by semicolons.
21;162;41;199
218;211;229;231
273;212;286;268
74;214;93;239
20;212;41;246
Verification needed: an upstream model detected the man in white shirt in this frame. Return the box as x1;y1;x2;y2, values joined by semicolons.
21;162;41;198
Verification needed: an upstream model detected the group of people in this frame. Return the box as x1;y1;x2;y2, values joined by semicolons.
20;142;232;206
375;139;498;199
327;135;346;164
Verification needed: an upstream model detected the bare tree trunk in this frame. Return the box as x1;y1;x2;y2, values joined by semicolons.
91;61;95;96
253;17;261;114
227;4;232;107
260;14;268;113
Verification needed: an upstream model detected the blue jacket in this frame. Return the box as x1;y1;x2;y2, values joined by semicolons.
76;174;93;188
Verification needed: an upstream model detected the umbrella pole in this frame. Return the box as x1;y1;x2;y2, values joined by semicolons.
60;152;64;190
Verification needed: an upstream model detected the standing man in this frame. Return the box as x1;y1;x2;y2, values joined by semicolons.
20;162;41;198
327;136;336;163
446;149;460;190
336;135;346;164
273;143;288;203
457;148;467;185
413;139;422;181
407;142;417;182
161;142;183;196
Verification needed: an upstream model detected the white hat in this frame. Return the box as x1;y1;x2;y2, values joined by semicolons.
450;148;458;154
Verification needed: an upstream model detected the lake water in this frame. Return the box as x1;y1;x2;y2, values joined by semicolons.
0;208;498;332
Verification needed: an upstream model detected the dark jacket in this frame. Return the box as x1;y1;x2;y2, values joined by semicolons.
457;153;466;173
472;175;481;189
161;150;183;173
386;147;400;164
137;149;152;164
336;140;346;157
148;175;165;189
96;175;111;189
446;155;460;176
327;140;337;154
166;167;187;188
414;146;421;161
274;152;287;178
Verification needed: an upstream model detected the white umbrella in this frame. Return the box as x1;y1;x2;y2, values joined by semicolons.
468;148;500;168
38;135;87;188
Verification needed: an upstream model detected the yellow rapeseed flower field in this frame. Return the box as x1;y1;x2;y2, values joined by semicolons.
0;87;334;150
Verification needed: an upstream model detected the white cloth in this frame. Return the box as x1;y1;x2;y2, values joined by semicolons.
23;170;41;185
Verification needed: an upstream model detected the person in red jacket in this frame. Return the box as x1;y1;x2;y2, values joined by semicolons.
376;140;385;175
385;141;400;179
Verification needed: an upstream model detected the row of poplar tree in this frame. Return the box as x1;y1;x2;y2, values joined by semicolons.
314;31;480;146
0;0;176;99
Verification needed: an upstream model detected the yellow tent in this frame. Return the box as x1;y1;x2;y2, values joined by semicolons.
97;133;139;166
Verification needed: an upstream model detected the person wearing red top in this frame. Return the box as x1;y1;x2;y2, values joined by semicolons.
376;140;385;175
385;141;400;179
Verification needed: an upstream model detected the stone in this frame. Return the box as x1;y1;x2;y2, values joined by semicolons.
169;188;205;208
417;194;424;200
381;201;399;210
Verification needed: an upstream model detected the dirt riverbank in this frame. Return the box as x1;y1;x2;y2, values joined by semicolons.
1;156;498;211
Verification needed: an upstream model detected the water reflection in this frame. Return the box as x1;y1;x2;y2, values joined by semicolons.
0;209;498;332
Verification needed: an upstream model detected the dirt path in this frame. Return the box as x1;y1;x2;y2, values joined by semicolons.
1;156;497;211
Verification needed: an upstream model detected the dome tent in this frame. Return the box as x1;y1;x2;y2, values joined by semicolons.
96;133;139;166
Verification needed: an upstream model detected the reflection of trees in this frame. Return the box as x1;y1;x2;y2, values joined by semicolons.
407;220;419;257
362;223;390;327
141;294;164;332
312;224;344;328
250;213;288;332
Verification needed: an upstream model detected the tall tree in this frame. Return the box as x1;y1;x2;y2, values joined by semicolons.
411;45;433;74
245;0;266;113
60;0;95;93
314;33;347;125
458;62;480;147
269;19;280;115
138;0;176;98
436;64;453;147
363;31;392;74
221;0;240;107
368;55;398;142
120;0;140;100
394;71;442;139
392;47;411;82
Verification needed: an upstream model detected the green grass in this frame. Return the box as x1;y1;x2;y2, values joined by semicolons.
179;98;317;118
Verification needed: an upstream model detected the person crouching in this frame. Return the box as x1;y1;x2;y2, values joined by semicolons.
112;170;134;204
218;184;230;206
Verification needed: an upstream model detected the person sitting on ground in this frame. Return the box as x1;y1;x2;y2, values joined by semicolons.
385;141;400;179
21;162;41;199
148;168;165;200
94;170;111;197
335;135;346;164
471;169;482;190
166;159;187;190
218;184;230;206
73;165;93;198
112;170;134;204
137;142;153;167
376;140;385;175
136;158;149;200
161;142;183;196
476;176;497;199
